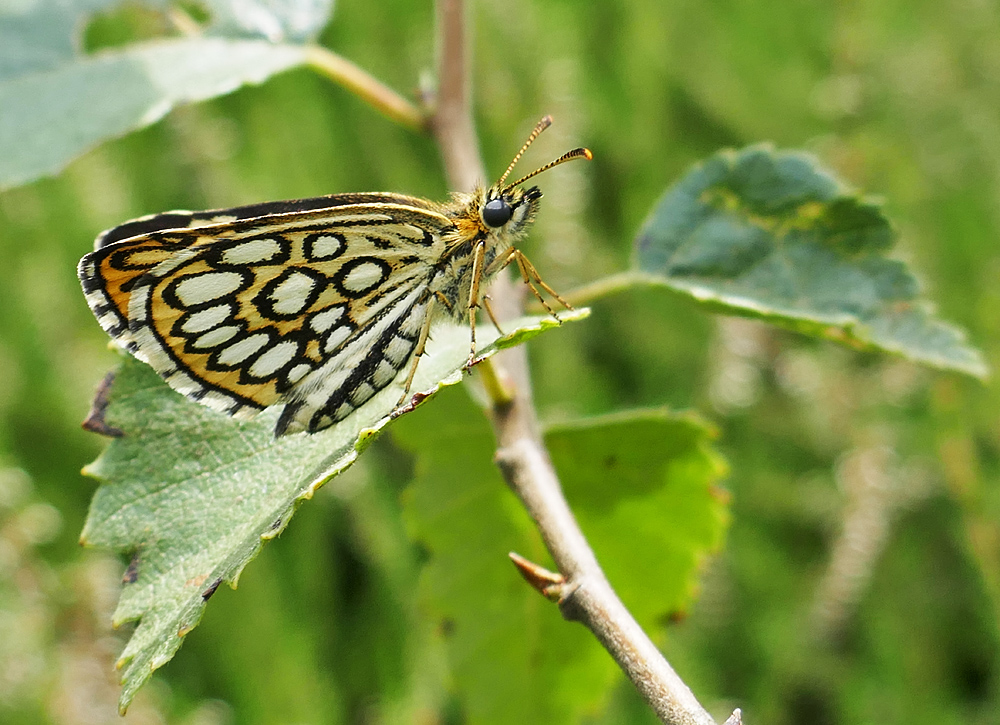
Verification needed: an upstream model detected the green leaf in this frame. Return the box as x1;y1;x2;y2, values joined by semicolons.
0;0;334;190
547;409;729;625
395;399;728;725
80;310;587;713
634;145;988;379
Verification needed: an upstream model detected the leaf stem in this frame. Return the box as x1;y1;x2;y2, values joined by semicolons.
554;269;652;307
430;1;730;723
474;356;515;407
305;45;427;132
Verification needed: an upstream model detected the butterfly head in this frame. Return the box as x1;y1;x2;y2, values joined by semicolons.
476;115;591;239
478;184;542;239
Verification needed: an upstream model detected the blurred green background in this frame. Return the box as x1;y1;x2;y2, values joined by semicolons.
1;0;998;723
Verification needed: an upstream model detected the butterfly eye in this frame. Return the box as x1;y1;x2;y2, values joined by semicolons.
482;198;513;227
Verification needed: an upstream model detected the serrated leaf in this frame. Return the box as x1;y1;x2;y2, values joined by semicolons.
395;400;728;725
79;309;587;713
0;0;335;190
634;145;988;378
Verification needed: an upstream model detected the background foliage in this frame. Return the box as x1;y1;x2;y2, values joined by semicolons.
0;0;997;723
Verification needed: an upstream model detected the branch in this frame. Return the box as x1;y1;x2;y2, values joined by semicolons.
429;0;485;192
429;1;734;723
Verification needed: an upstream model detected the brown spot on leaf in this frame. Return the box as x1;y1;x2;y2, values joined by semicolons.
392;391;431;418
202;577;223;601
122;552;140;583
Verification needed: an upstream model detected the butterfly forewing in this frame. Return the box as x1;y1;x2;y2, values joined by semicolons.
92;192;443;249
80;199;455;433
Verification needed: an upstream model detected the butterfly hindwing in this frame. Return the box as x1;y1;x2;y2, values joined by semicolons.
80;199;456;433
79;236;195;352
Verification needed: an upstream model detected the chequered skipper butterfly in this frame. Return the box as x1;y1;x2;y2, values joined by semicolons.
78;116;591;436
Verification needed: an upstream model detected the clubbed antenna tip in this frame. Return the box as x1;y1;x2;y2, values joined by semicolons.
496;116;593;193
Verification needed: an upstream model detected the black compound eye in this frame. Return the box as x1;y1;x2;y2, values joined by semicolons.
482;198;513;227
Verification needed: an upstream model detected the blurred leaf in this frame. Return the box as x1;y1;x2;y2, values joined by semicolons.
396;399;727;724
547;409;729;625
201;0;335;42
634;145;988;379
396;390;617;725
0;0;114;79
0;0;336;190
80;310;585;712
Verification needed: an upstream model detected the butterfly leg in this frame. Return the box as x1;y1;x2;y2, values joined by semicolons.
396;295;437;410
465;240;487;368
482;295;505;335
513;250;574;315
433;290;454;314
489;248;573;323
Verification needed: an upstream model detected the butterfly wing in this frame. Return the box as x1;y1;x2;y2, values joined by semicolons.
79;196;455;435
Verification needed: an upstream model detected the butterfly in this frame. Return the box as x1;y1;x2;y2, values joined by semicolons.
78;116;591;436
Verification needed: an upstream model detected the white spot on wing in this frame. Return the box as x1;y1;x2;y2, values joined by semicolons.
174;271;244;307
385;335;412;365
270;271;317;315
342;261;387;293
249;341;299;378
323;326;352;353
182;304;232;333
399;309;423;337
309;234;343;259
287;363;311;384
128;284;150;322
200;390;236;411
193;325;240;349
217;333;270;366
350;382;375;405
221;238;282;265
310;306;345;333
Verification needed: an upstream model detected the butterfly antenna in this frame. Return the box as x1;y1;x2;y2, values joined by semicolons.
502;147;593;194
497;115;554;189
